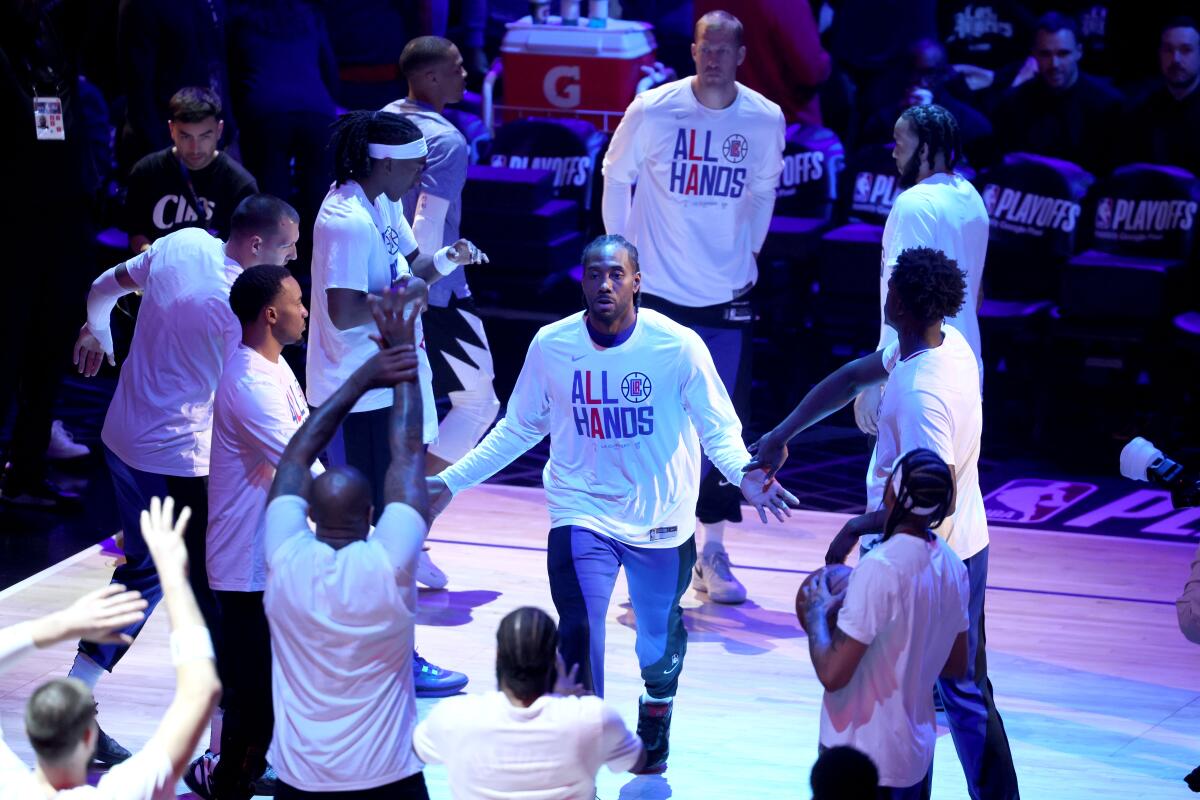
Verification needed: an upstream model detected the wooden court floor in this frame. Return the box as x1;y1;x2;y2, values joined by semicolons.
1;483;1197;799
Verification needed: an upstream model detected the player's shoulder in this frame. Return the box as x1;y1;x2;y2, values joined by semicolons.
318;185;376;229
637;78;692;113
537;311;586;343
735;82;784;121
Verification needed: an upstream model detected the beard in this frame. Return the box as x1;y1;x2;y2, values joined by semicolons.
897;149;923;188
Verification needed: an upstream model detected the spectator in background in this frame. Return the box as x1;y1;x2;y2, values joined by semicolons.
413;606;646;796
125;87;258;252
228;0;339;276
993;12;1123;174
1133;16;1200;176
694;0;830;126
117;0;238;173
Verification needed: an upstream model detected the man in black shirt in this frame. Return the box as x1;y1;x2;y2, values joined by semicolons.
1134;17;1200;176
125;87;258;252
993;11;1123;174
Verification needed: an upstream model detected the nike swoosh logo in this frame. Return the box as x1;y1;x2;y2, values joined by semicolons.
572;354;586;361
663;655;681;675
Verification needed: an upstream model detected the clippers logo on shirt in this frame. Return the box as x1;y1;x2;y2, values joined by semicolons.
285;381;308;425
669;128;748;198
571;370;654;439
382;226;402;283
152;194;215;230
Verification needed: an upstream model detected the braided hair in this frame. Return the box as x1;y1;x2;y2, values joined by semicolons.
883;448;955;541
329;110;422;186
899;103;961;172
495;607;559;705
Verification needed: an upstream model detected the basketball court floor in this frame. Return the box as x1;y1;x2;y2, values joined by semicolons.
1;483;1196;798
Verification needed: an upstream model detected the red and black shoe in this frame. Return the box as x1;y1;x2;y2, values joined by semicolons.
634;697;673;775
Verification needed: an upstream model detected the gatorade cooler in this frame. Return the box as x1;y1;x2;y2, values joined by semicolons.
500;16;656;130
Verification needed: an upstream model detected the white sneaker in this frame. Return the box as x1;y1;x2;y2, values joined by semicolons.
692;546;747;604
417;548;449;589
46;420;89;460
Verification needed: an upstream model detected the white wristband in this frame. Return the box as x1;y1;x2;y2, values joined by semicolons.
169;625;215;666
433;246;458;276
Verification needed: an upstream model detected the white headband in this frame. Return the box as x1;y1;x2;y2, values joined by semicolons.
368;139;428;160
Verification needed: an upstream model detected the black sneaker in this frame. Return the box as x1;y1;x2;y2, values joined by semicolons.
0;476;83;513
413;651;469;697
634;697;673;774
250;763;279;796
93;724;132;767
183;751;218;799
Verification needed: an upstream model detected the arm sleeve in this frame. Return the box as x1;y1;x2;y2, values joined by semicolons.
878;196;939;349
601;95;647;236
438;337;552;493
264;494;313;563
834;559;893;646
412;193;451;255
411;136;466;252
679;332;752;487
599;702;644;773
747;109;785;253
369;502;428;585
1178;542;1200;645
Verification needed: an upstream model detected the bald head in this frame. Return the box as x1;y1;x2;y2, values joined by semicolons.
310;465;373;542
695;9;743;46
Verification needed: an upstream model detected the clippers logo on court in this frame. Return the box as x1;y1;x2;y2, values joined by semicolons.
981;184;1081;235
670;128;748;198
851;170;901;216
571;369;654;439
1092;196;1197;241
984;479;1097;524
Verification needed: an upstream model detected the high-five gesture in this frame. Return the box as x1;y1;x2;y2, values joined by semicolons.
30;584;148;648
140;496;192;579
740;468;800;523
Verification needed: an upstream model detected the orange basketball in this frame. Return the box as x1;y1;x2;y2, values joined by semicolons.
796;564;853;633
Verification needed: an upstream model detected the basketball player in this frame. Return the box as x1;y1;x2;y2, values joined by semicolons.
804;448;969;798
853;103;988;436
265;280;431;798
603;9;786;604
185;266;321;799
384;36;502;588
0;496;221;799
750;247;1020;800
428;235;798;774
69;194;299;764
307;109;486;696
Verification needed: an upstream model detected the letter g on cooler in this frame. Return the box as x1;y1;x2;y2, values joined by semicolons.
543;65;582;109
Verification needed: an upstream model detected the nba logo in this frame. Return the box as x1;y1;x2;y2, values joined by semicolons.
621;372;653;403
853;172;872;203
1095;198;1114;231
982;184;1000;215
722;134;748;164
984;479;1097;523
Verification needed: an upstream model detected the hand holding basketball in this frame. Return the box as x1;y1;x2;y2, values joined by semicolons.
796;564;852;633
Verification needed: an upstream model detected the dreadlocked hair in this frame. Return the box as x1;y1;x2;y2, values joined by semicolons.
900;103;961;172
329;110;422;186
495;607;559;705
883;448;955;541
891;246;967;324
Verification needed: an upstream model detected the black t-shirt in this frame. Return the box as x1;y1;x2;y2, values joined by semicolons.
125;148;257;242
993;72;1124;174
1134;86;1200;177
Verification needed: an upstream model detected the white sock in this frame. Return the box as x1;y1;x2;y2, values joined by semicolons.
209;707;224;754
67;652;105;690
642;692;672;705
697;520;726;553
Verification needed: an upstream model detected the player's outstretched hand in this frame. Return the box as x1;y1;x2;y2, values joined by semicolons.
73;324;115;377
425;476;452;520
447;238;489;266
358;344;420;389
745;430;789;481
141;496;191;580
741;469;800;524
370;277;428;348
34;584;148;648
553;652;590;697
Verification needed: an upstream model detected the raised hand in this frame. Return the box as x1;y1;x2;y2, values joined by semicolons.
553;652;589;697
359;344;421;388
140;496;192;579
447;238;489;266
744;429;789;480
425;476;452;519
73;323;115;377
853;385;882;436
740;469;800;524
34;584;148;647
370;277;429;348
